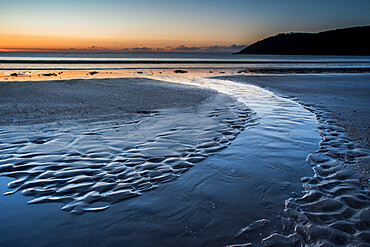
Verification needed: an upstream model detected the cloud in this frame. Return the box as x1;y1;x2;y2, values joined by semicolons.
171;45;203;51
202;44;247;52
19;44;247;53
229;44;247;50
131;47;152;51
85;45;110;51
170;44;247;52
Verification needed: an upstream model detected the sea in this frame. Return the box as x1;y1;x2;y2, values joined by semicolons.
1;52;370;71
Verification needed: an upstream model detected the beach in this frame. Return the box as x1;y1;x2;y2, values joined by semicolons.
218;74;370;146
0;76;257;214
0;75;318;246
0;77;224;125
0;61;369;246
217;74;370;181
1;0;370;245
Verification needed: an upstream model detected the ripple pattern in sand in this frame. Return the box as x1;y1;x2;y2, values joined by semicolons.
258;111;370;247
153;76;369;246
224;100;370;247
0;100;258;214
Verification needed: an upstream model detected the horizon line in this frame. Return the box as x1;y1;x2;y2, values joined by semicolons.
0;44;248;54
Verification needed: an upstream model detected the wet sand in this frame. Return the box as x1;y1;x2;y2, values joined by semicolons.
0;77;255;215
216;74;370;146
0;77;221;125
1;74;369;246
217;74;370;179
0;75;320;246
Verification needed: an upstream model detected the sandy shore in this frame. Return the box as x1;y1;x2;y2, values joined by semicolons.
217;74;370;180
0;77;224;125
217;74;370;146
1;74;369;246
0;76;255;215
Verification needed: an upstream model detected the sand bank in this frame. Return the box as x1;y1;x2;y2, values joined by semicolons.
0;77;256;214
210;74;370;246
217;74;370;180
0;77;222;125
0;75;319;246
1;75;368;246
216;74;370;146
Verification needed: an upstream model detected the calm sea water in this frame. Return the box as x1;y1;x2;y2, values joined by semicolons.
1;52;370;70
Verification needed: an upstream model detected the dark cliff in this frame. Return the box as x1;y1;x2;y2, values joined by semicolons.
237;26;370;55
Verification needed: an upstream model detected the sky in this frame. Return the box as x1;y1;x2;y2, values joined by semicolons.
0;0;370;52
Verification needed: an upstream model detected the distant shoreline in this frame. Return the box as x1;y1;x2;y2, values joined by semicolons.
1;59;369;64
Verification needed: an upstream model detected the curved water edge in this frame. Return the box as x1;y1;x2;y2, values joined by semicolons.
0;75;367;246
0;92;256;214
0;76;319;246
151;75;370;246
258;98;370;247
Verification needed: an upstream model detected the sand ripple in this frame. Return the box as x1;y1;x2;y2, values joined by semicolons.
0;98;257;214
165;76;369;246
253;108;370;246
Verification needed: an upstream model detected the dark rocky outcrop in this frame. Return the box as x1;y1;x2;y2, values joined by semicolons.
237;26;370;55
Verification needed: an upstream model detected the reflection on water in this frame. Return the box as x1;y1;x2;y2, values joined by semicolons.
1;53;370;70
0;75;322;246
0;98;256;214
1;51;369;246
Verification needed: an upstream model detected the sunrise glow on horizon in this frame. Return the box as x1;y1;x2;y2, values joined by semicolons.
1;0;370;53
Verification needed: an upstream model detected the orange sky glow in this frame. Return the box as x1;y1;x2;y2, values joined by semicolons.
1;0;369;52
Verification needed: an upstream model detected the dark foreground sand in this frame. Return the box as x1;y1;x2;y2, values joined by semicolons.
217;74;370;180
0;77;221;125
0;77;253;215
0;75;368;246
